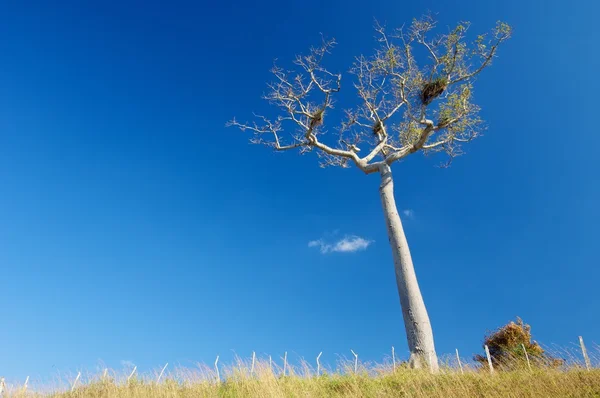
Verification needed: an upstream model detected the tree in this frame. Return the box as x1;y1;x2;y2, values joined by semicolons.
475;317;563;369
228;15;512;371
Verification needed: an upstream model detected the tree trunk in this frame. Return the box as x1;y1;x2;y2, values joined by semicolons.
379;163;439;372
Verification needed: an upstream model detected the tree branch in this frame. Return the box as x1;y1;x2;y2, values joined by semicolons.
229;17;510;173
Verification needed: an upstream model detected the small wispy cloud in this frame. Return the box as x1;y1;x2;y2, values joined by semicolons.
120;360;135;369
402;209;415;219
309;235;373;254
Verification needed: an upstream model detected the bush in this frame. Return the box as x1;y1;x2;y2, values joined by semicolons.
474;317;563;369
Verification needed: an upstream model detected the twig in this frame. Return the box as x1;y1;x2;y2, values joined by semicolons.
71;372;81;392
350;350;358;374
103;368;108;380
157;363;168;383
456;349;464;374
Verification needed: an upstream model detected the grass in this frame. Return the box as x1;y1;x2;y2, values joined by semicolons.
45;369;600;398
3;347;600;397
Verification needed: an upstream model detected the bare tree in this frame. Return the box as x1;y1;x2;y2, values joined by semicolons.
228;15;511;371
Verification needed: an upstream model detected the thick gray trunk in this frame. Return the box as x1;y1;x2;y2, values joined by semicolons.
379;163;439;372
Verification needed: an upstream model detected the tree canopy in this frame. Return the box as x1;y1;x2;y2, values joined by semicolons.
229;14;512;172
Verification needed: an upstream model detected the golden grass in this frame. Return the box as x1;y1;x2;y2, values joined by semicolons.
4;348;599;397
40;368;600;398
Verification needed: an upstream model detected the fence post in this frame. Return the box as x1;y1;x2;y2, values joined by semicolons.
71;372;81;392
456;349;464;374
251;352;256;376
269;355;272;373
579;336;591;371
23;376;29;393
484;345;494;374
103;369;108;380
127;366;137;382
283;352;288;376
429;351;435;374
316;352;322;376
350;350;358;374
392;346;396;372
521;344;532;371
215;356;220;383
157;363;168;383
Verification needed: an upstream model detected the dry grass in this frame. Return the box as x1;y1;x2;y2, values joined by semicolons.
46;369;600;398
3;347;599;397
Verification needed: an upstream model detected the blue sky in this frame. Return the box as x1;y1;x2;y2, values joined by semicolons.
1;0;599;383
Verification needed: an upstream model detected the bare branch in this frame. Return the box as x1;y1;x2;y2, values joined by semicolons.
226;117;308;152
412;13;441;65
423;136;452;150
449;21;512;84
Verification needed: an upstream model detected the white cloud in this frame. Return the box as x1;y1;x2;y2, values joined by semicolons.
308;239;323;248
308;235;373;254
402;209;415;219
121;360;135;369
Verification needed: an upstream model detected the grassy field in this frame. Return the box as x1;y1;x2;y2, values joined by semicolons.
3;348;599;397
38;368;600;398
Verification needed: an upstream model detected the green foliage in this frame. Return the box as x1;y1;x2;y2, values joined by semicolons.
436;84;478;134
232;14;514;169
399;119;422;147
494;21;513;40
386;46;397;69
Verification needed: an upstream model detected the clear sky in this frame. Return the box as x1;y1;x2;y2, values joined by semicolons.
1;0;599;383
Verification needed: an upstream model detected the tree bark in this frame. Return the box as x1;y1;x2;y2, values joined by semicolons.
379;163;439;372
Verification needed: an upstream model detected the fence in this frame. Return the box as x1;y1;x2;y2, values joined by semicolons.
0;336;596;395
